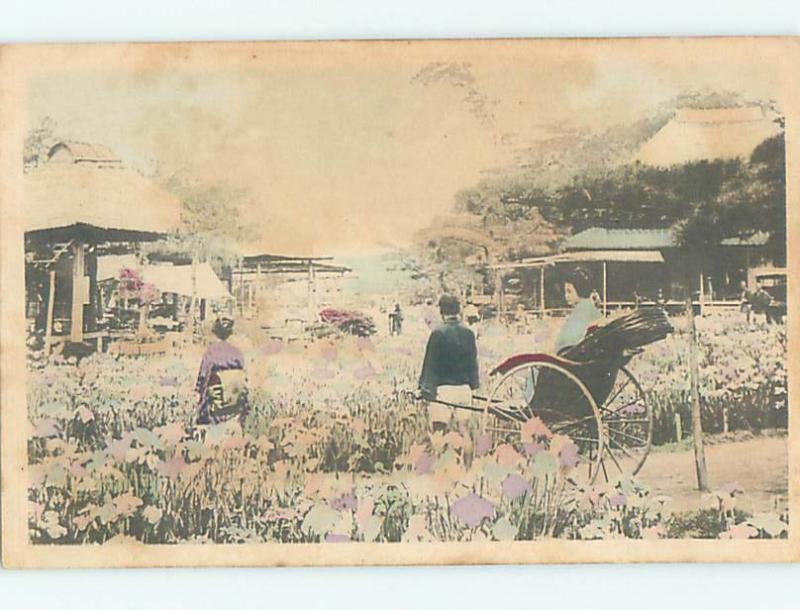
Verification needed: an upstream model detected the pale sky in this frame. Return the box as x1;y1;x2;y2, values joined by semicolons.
26;42;786;256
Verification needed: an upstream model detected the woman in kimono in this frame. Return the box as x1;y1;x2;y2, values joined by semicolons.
555;267;603;354
195;315;250;435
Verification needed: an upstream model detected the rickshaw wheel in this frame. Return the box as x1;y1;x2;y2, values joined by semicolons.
484;361;605;483
485;362;653;483
598;366;653;477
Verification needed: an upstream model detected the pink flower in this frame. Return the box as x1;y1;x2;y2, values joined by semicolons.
502;474;532;500
475;434;493;456
559;442;580;468
451;494;495;528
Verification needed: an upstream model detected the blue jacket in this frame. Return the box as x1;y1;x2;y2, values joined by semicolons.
418;319;479;399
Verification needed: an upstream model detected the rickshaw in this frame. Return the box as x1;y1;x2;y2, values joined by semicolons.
425;307;673;483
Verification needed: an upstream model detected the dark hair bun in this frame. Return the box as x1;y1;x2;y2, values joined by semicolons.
212;316;234;339
565;266;594;298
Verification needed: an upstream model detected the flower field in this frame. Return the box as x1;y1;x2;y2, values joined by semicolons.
26;309;788;544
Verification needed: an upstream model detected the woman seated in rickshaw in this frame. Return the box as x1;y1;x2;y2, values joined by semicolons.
555;267;603;354
524;267;602;403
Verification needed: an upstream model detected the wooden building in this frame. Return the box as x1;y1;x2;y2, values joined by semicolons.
233;253;351;322
480;226;773;318
24;141;181;351
561;227;772;305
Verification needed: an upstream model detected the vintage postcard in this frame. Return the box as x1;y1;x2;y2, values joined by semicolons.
1;38;798;568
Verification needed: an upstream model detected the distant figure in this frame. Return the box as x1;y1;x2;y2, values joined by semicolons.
463;301;480;326
418;295;480;432
739;280;755;324
555;268;603;354
655;288;667;309
515;302;527;334
422;297;439;330
751;283;781;325
389;303;404;336
195;315;249;434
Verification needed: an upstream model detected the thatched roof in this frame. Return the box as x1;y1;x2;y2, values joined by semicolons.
25;162;181;235
47;141;120;164
634;107;782;167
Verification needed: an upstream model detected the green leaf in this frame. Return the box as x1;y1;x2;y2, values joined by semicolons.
531;451;557;479
45;462;68;488
302;503;341;538
482;462;513;485
132;427;164;450
492;516;518;541
747;514;787;537
363;515;383;542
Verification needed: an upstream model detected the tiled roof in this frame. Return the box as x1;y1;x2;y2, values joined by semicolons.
564;227;771;251
563;227;676;250
719;232;770;246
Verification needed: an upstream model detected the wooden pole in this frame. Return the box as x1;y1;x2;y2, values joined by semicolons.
238;260;245;315
699;270;705;317
70;242;85;342
307;260;315;322
494;269;502;311
687;296;710;491
602;261;608;317
189;249;198;338
44;270;56;354
539;266;546;316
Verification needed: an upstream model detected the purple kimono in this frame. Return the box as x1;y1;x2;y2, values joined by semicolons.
195;340;250;425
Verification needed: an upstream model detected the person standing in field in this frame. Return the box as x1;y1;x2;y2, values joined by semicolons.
417;295;480;432
389;302;404;336
463;301;480;326
195;315;250;437
422;297;439;330
739;280;755;325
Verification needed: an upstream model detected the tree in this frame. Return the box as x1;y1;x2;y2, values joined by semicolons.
143;177;259;283
674;133;786;264
23;117;58;172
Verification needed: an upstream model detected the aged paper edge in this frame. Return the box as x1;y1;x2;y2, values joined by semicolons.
1;37;799;568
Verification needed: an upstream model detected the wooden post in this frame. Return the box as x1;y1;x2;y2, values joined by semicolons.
238;260;245;315
137;302;150;336
44;270;56;354
745;250;751;288
307;260;317;322
70;242;85;342
494;269;502;313
698;270;705;317
602;261;608;317
687;296;710;491
539;266;546;316
190;250;198;337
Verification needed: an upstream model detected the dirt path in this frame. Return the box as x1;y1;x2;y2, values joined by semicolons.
637;434;788;513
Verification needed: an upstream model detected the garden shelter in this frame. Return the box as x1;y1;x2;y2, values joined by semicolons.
24;141;181;349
